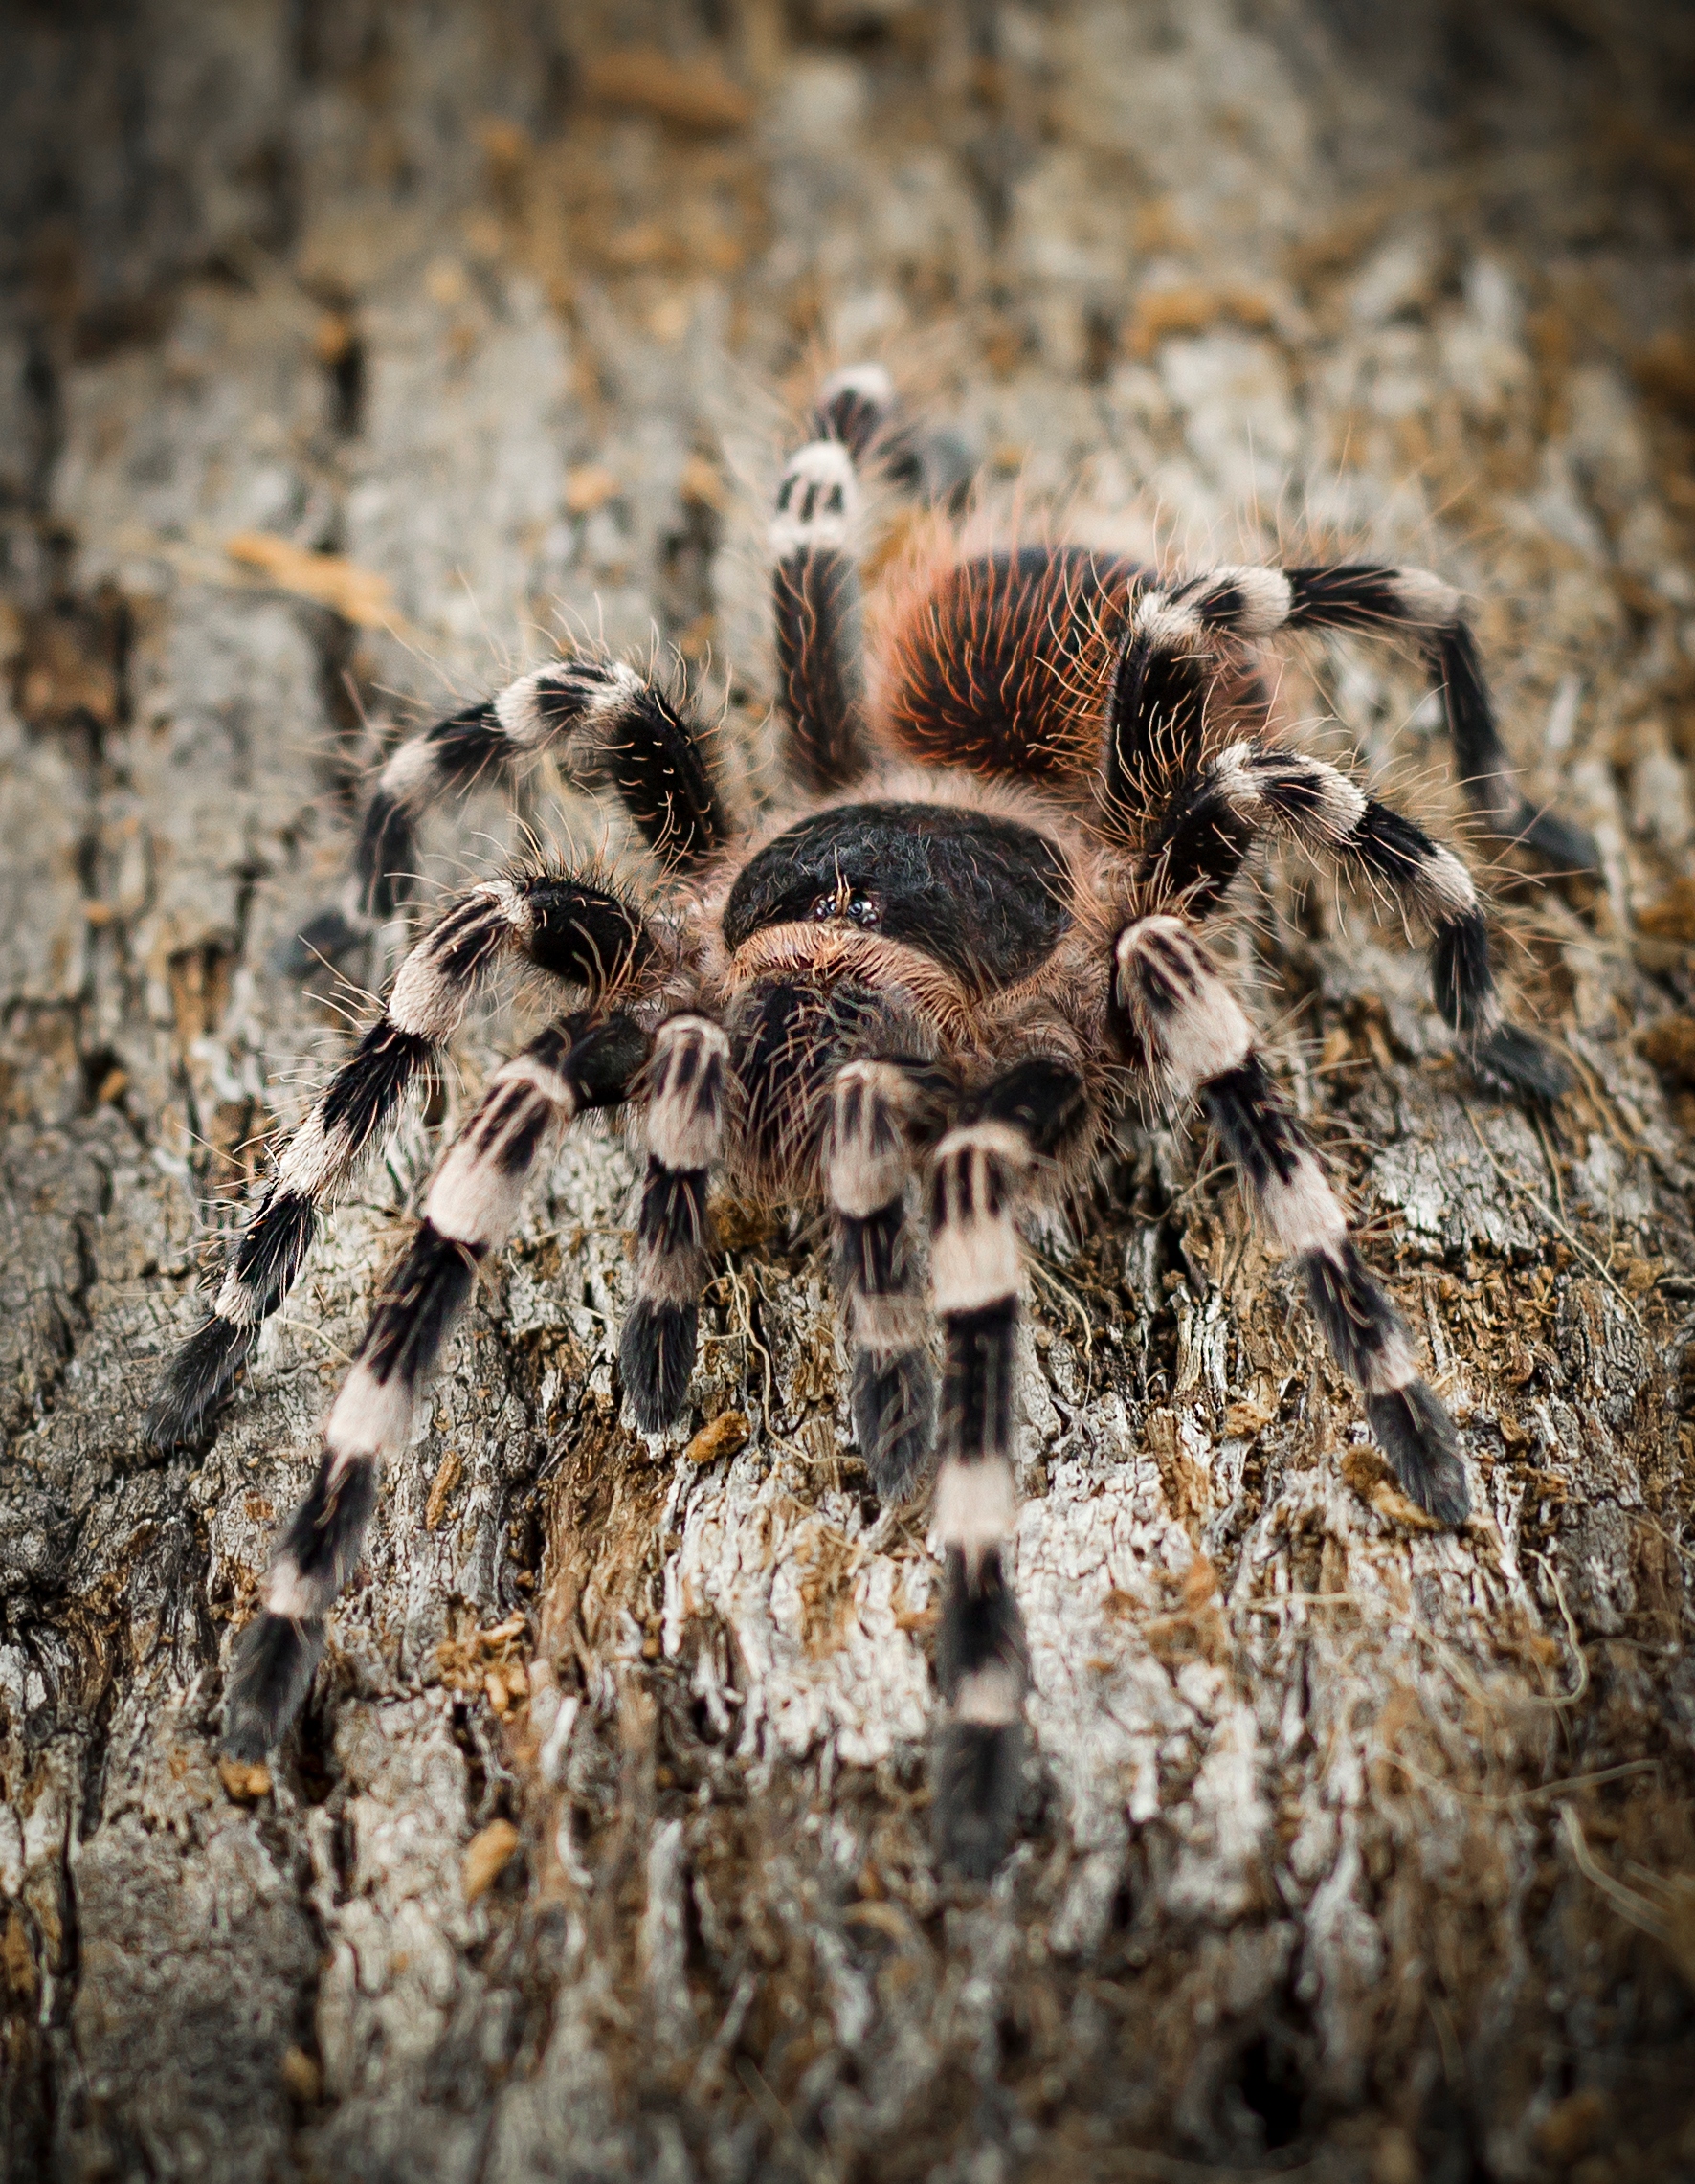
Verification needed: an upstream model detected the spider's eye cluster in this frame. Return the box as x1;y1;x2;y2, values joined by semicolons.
809;888;882;929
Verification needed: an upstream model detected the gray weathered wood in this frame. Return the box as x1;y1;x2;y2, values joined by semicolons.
4;5;1694;2178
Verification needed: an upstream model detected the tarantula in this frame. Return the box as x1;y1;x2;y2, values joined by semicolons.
145;364;1593;1874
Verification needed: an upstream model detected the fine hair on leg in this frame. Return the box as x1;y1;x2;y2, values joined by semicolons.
826;1059;938;1501
928;1116;1032;1877
1100;559;1598;875
1111;914;1468;1525
619;1014;732;1433
924;1051;1090;1877
1135;741;1569;1101
146;872;657;1452
346;656;729;930
224;1010;648;1760
769;368;896;791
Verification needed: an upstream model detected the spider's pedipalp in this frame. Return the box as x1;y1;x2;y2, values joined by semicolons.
619;1013;731;1432
828;1059;936;1499
1113;916;1469;1525
223;1010;647;1758
146;875;657;1454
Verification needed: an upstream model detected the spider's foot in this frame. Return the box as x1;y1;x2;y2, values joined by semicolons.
1468;1023;1571;1103
619;1300;699;1433
1367;1384;1470;1527
852;1349;936;1503
144;1314;255;1454
933;1720;1025;1881
222;1612;325;1761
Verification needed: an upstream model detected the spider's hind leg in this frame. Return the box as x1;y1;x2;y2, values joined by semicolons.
928;1056;1091;1878
1283;564;1597;873
769;370;887;792
1104;560;1597;874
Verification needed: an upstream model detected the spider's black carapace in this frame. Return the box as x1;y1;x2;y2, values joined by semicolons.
724;801;1073;987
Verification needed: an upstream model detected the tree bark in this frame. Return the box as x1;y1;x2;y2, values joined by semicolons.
3;5;1694;2179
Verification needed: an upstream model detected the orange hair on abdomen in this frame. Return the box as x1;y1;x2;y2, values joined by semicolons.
877;545;1142;781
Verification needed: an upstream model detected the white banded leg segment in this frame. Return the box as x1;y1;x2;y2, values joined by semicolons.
1301;1239;1465;1526
1105;559;1596;875
1104;562;1309;819
336;1013;647;1467
828;1062;933;1500
222;1013;647;1761
771;437;870;791
353;655;727;921
1280;563;1598;873
809;359;966;503
620;1015;731;1433
928;1120;1035;1877
1150;745;1566;1099
1110;917;1255;1104
1111;919;1469;1527
146;876;652;1455
930;1120;1032;1506
810;362;897;460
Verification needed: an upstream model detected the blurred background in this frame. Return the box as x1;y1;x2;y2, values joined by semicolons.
2;6;1695;2182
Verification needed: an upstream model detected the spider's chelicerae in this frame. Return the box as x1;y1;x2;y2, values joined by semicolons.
146;364;1594;1875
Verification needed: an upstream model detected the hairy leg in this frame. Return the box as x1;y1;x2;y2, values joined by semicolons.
825;1058;948;1500
147;872;657;1450
1111;914;1467;1525
1101;560;1596;873
280;657;728;965
927;1055;1091;1877
224;1010;648;1758
1137;740;1568;1100
769;370;887;791
618;1014;732;1432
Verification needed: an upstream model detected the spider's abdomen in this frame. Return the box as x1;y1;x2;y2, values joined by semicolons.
723;802;1072;992
879;547;1140;779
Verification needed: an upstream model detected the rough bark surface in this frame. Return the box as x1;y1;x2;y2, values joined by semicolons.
3;5;1695;2179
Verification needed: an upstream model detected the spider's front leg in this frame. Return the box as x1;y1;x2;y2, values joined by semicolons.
283;652;729;972
1112;913;1468;1525
927;1057;1092;1878
147;871;657;1452
224;1009;649;1759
